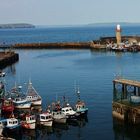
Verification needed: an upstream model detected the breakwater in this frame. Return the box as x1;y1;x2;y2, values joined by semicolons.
13;42;92;49
1;42;106;50
0;35;140;51
0;51;19;69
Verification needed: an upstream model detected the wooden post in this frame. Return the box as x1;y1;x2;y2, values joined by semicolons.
122;84;127;99
138;87;140;96
134;87;136;95
113;81;116;101
124;85;127;99
122;84;125;99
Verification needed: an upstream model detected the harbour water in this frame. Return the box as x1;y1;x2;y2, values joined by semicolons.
1;26;140;139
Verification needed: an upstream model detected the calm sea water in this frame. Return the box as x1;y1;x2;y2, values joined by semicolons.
0;25;140;44
1;26;140;140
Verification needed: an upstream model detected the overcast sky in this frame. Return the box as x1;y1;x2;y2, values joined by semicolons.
0;0;139;25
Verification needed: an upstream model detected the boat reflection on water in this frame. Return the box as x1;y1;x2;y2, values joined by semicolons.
113;117;140;140
2;126;22;140
22;129;37;140
68;116;88;127
37;126;53;139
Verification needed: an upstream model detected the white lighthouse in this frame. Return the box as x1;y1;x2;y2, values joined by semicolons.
116;24;122;46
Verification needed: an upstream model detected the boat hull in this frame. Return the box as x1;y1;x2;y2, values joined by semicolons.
14;103;31;109
39;120;53;127
2;106;14;113
6;124;20;130
31;100;42;106
53;118;67;124
76;109;88;116
22;122;36;130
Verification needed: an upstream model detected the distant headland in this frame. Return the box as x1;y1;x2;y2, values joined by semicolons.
0;23;35;29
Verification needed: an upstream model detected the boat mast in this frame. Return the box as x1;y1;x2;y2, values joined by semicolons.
74;81;81;101
77;86;81;101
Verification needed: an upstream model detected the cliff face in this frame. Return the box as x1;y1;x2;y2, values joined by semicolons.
0;23;35;29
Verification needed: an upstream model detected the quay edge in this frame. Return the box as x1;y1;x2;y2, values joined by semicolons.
0;51;19;69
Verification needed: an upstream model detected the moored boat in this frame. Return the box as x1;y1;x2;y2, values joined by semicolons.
62;104;79;120
1;98;14;113
10;83;32;109
75;88;88;116
52;102;67;124
5;118;20;130
13;97;31;109
38;112;53;127
75;101;88;116
26;81;42;106
21;114;36;129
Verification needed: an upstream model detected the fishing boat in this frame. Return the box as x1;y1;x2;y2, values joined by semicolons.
75;101;88;116
26;81;42;106
13;97;31;109
21;114;36;129
38;111;53;127
10;83;31;109
52;102;67;124
62;105;79;120
75;88;88;116
61;96;79;120
1;98;14;113
5;118;20;130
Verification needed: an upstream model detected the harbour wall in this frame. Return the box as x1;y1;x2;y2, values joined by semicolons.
13;42;92;49
0;51;19;69
0;35;140;50
1;42;106;50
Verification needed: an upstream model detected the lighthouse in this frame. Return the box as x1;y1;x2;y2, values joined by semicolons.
116;24;121;46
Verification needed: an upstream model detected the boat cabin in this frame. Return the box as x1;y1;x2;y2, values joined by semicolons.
40;113;52;121
25;115;36;123
52;110;62;116
3;99;13;106
27;95;39;100
76;101;85;110
6;118;19;128
62;107;75;115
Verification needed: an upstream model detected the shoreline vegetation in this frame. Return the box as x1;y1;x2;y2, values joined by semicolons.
0;23;35;29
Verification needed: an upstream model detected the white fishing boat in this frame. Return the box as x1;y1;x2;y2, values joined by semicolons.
52;103;67;124
5;118;20;130
13;97;31;109
10;83;32;109
38;112;53;126
26;80;42;106
62;104;79;120
21;114;36;129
